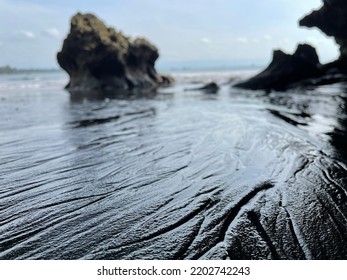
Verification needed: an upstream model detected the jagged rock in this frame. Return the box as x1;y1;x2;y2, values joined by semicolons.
235;0;347;91
234;44;322;91
57;13;173;91
299;0;347;69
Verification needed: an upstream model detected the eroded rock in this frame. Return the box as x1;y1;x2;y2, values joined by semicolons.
235;0;347;91
234;44;322;91
57;13;172;91
299;0;347;69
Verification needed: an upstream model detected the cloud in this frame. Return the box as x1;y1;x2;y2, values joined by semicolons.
20;31;35;39
236;37;248;43
264;35;272;41
44;28;61;39
200;37;211;44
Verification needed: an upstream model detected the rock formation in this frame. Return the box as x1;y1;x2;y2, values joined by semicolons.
185;82;220;93
235;0;347;91
199;82;220;93
299;0;347;70
234;44;322;91
57;13;172;91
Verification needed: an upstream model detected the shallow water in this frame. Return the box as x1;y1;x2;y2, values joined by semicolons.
0;70;347;259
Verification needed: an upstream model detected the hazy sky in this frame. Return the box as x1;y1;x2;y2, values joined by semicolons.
0;0;339;70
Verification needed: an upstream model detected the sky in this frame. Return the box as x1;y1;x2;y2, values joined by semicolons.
0;0;340;70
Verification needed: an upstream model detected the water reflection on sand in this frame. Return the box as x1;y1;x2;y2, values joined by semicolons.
0;71;346;259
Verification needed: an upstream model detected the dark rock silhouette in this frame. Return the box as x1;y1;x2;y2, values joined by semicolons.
57;13;172;91
300;0;347;71
234;44;322;91
199;82;220;93
236;0;347;91
185;82;220;93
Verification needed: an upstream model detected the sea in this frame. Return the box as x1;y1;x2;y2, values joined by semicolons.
0;69;347;259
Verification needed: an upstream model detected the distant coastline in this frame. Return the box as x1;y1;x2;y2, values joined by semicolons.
162;64;263;73
0;65;61;75
0;64;262;76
